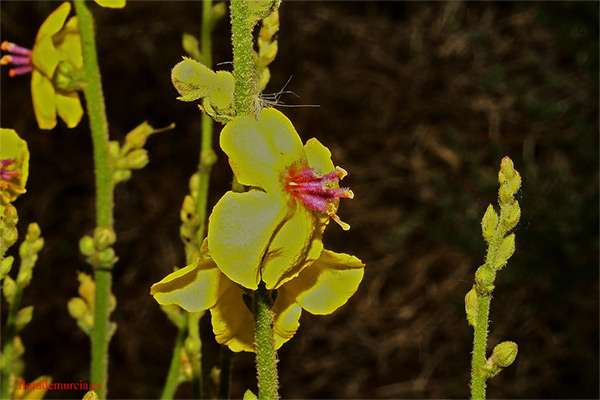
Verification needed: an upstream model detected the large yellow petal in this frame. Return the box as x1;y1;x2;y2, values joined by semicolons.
35;2;71;41
94;0;126;8
150;258;230;312
304;138;335;175
55;91;83;128
31;36;59;78
30;70;57;130
262;201;319;290
284;250;365;315
219;108;304;192
210;283;255;352
272;287;302;349
208;190;286;290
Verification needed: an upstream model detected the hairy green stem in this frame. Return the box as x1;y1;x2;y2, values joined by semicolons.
470;292;492;399
230;0;257;118
253;284;279;399
0;288;23;399
160;313;189;400
73;1;115;398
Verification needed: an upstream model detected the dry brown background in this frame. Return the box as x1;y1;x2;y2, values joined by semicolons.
1;1;598;399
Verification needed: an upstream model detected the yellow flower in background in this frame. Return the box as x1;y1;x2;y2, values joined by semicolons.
208;108;355;290
0;128;29;209
1;2;83;130
94;0;126;8
151;250;364;352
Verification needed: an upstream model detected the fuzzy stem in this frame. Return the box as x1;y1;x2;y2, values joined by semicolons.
73;1;115;398
470;292;492;399
160;313;189;400
218;346;234;400
230;0;257;118
253;283;279;399
0;288;22;400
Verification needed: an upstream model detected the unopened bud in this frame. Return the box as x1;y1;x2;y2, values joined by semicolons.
77;273;96;304
490;341;518;368
53;61;84;91
93;227;116;251
3;203;18;226
15;305;33;332
96;247;117;269
1;256;13;279
465;286;479;328
83;390;99;400
68;297;89;320
475;266;495;295
125;149;149;170
79;235;95;257
3;276;16;304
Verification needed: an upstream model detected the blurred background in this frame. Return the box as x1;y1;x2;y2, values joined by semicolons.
1;2;598;399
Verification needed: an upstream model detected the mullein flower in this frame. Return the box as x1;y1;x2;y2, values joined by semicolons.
152;107;364;352
1;2;83;130
0;129;29;209
151;249;364;352
208;108;355;290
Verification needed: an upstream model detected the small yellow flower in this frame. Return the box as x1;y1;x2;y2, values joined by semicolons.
0;128;29;210
208;108;355;290
1;2;83;130
151;250;364;352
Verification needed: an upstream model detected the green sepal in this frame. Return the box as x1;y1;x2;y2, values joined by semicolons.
475;266;495;295
243;389;258;400
490;341;518;368
481;204;498;243
465;285;479;328
14;305;33;332
53;60;86;91
495;233;515;270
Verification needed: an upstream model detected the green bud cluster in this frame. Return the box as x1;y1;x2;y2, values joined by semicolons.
67;272;117;338
253;9;280;92
110;121;174;185
467;157;522;393
171;57;236;123
79;227;118;270
180;194;202;263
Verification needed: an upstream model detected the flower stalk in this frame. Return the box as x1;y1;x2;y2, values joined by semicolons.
253;283;280;399
72;1;116;398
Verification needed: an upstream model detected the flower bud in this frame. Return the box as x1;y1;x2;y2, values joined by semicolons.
93;227;116;251
68;297;88;320
490;341;518;368
77;273;96;305
109;141;120;161
79;235;95;257
96;247;117;269
125;149;149;170
475;266;495;295
465;286;479;328
172;57;216;102
3;203;18;226
15;305;33;332
495;233;515;270
481;204;498;243
113;169;132;184
83;390;99;400
3;275;16;304
503;200;521;232
182;33;202;61
1;256;14;280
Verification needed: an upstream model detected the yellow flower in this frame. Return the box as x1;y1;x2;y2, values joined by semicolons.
0;128;29;209
1;2;83;130
94;0;126;8
208;108;355;290
151;250;364;352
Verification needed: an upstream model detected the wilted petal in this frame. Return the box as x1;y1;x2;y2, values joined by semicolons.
208;190;286;290
151;258;229;312
284;250;365;315
31;69;57;130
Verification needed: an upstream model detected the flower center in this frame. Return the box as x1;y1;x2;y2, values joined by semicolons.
0;158;21;190
286;166;354;230
1;41;33;77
